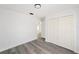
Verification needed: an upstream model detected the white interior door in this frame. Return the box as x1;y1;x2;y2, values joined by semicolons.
46;15;75;51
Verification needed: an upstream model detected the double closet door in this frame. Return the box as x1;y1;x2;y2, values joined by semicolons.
46;15;75;51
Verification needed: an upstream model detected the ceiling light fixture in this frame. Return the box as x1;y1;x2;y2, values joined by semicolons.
29;13;34;15
34;4;41;9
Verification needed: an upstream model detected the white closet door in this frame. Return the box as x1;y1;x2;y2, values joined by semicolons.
46;15;74;50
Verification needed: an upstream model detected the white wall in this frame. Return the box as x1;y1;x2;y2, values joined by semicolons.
73;8;79;53
0;8;39;52
45;10;76;52
41;19;45;37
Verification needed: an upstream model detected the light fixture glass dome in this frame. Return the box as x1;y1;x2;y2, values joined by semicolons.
34;4;41;9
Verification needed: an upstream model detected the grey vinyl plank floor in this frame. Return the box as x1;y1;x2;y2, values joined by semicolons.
0;39;76;54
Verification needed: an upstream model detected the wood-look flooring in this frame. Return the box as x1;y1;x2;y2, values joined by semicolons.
0;39;76;54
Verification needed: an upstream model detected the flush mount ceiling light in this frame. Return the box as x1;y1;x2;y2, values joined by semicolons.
29;4;41;15
34;4;41;9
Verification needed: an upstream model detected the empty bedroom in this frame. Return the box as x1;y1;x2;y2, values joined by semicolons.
0;4;79;54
